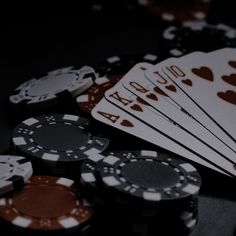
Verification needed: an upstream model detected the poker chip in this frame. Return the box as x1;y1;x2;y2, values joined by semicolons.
0;155;33;196
0;176;93;233
162;21;236;57
80;151;131;197
9;66;95;109
80;153;109;206
93;194;199;236
80;150;200;235
12;114;109;166
130;214;199;236
92;198;199;236
137;0;211;22
80;153;104;190
97;150;201;203
76;53;159;113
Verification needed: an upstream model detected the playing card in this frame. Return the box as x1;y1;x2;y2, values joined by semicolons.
161;49;236;141
145;52;236;153
91;97;226;175
122;63;236;171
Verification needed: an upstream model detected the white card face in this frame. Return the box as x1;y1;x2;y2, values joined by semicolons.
145;53;236;153
160;49;236;141
106;74;235;176
122;63;236;170
92;97;226;175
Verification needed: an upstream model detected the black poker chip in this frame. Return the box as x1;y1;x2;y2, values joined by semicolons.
96;150;201;204
92;193;199;236
99;207;199;236
91;196;199;236
80;151;136;206
80;150;201;205
161;21;236;57
129;206;199;235
76;53;159;114
103;193;199;220
134;213;199;236
11;114;109;167
80;154;107;206
80;156;101;191
79;150;201;236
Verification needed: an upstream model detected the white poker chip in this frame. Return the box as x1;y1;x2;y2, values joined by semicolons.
0;155;33;196
9;66;95;108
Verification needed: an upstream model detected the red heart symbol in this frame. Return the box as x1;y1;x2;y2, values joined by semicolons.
153;86;167;96
136;97;149;106
192;67;213;81
120;119;134;127
221;74;236;86
181;79;192;86
228;60;236;69
165;84;176;92
146;93;158;101
217;90;236;105
130;104;143;112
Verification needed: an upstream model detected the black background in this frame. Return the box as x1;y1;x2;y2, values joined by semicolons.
1;1;236;236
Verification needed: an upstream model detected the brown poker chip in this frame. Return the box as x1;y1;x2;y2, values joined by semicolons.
138;0;211;22
0;176;93;232
77;74;122;113
76;54;159;114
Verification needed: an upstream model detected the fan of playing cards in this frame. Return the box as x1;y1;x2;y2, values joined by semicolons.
92;48;236;177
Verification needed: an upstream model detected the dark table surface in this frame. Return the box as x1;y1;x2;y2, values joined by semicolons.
1;2;236;236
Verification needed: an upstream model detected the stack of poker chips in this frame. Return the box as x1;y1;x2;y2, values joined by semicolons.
4;68;203;235
0;175;93;236
80;150;201;236
0;113;110;235
0;114;202;236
